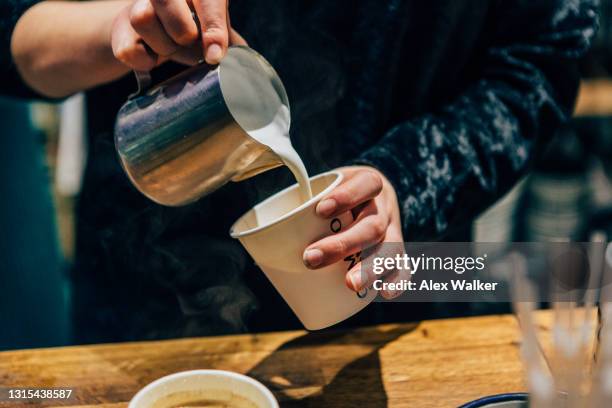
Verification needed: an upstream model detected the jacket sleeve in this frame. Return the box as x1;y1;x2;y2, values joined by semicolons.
0;0;44;99
354;0;598;240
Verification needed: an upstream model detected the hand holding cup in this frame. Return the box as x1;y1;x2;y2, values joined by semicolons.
303;166;408;300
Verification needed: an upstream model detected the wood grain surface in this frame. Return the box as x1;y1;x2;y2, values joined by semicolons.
575;79;612;117
0;313;541;408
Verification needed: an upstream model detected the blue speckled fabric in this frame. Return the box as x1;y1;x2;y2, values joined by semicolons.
349;0;599;239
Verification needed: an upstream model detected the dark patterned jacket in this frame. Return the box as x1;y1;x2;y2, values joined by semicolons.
0;0;599;340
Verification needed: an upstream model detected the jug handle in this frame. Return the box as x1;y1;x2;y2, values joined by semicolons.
128;11;200;100
128;70;152;99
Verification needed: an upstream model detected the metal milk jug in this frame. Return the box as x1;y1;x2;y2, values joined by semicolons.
114;46;290;206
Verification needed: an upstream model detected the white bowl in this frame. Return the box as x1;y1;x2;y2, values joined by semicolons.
128;370;279;408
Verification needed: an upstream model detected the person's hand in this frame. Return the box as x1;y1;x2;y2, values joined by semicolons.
302;166;407;299
111;0;247;71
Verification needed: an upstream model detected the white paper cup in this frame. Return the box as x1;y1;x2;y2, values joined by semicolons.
230;171;377;330
128;370;278;408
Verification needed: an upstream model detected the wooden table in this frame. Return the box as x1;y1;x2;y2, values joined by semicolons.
575;79;612;117
0;313;538;408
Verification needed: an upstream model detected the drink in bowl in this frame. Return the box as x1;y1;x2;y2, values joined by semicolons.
230;171;377;330
128;370;278;408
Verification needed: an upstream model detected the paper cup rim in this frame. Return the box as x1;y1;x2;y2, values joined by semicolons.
128;369;279;408
230;170;343;238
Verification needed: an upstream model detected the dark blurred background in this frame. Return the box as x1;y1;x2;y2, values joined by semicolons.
2;3;612;351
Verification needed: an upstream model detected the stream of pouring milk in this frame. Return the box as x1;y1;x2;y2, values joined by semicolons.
248;105;313;203
221;51;312;203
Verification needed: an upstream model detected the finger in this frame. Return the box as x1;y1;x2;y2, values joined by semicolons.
170;43;202;65
345;259;381;294
345;250;408;300
345;262;366;292
379;269;407;300
378;226;407;299
344;239;392;292
151;0;199;47
130;0;178;56
304;202;387;269
193;0;229;64
226;11;247;46
345;223;405;294
112;8;158;71
316;170;383;218
384;218;404;243
229;27;247;46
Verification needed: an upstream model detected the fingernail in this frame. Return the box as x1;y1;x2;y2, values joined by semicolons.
316;199;336;217
349;269;363;291
303;249;324;268
382;273;404;299
205;44;223;64
382;289;401;300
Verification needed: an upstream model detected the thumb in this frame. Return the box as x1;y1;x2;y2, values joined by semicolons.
193;0;229;64
229;28;248;46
